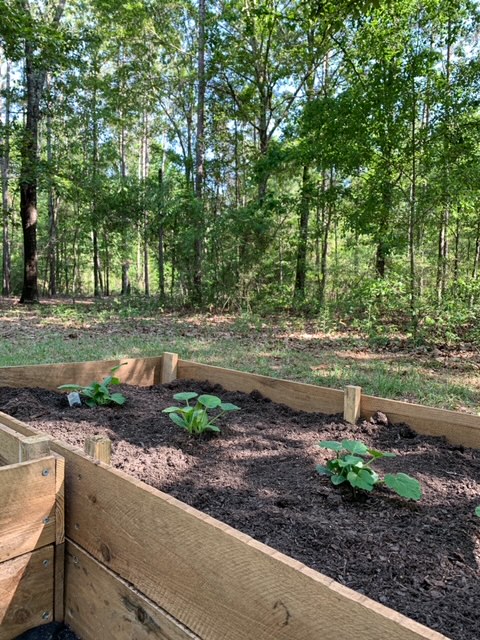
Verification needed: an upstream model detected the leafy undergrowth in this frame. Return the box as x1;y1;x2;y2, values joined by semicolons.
1;295;480;412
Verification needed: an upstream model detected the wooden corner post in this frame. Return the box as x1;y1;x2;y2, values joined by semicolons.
344;385;362;424
84;435;112;464
160;352;178;384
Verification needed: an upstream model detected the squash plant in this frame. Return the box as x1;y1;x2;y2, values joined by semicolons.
317;439;422;501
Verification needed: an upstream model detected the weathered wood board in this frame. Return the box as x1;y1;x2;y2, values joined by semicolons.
178;359;345;415
0;356;163;390
0;457;56;563
361;394;480;448
0;545;54;639
65;541;199;640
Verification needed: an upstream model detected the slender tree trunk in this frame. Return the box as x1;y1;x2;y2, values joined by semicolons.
46;84;58;297
294;164;311;301
318;169;333;307
1;59;11;296
192;0;206;305
158;164;165;300
409;74;417;322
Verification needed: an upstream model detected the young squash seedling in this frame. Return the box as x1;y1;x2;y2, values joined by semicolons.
163;392;240;435
317;439;422;501
58;363;127;407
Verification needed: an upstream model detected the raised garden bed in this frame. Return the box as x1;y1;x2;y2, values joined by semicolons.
0;354;479;640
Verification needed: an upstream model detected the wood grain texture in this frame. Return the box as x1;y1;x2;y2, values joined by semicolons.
0;356;163;390
344;385;362;424
84;435;112;464
361;394;480;448
0;457;56;563
0;545;54;639
65;541;199;640
56;446;448;640
0;423;22;465
178;360;345;415
160;352;179;383
54;543;65;623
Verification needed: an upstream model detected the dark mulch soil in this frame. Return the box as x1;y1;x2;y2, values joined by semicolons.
1;381;479;640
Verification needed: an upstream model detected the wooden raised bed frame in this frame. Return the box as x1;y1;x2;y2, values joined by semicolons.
0;353;478;640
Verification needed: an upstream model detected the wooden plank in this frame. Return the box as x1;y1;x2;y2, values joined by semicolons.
0;423;22;465
0;457;56;563
361;394;480;448
84;435;112;464
0;411;37;437
54;543;65;623
177;360;345;415
54;455;65;622
57;445;448;640
0;425;50;465
0;356;163;390
65;541;199;640
0;545;54;639
344;385;362;424
160;352;178;383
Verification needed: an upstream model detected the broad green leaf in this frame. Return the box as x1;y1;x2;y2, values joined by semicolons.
318;440;343;451
316;464;331;476
110;376;121;386
85;398;96;408
342;440;369;455
220;402;241;411
367;448;396;459
198;394;222;409
110;393;126;405
331;474;346;485
384;473;422;501
173;392;198;402
475;506;480;517
343;455;364;466
103;376;113;387
347;469;376;491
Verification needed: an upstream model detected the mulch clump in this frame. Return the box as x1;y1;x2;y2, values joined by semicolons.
1;381;479;640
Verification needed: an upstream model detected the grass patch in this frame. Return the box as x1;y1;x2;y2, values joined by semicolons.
1;296;479;413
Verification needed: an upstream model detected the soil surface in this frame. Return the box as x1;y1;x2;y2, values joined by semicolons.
1;381;479;640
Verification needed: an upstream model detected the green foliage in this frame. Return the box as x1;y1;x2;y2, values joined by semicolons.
317;439;422;501
162;392;240;436
58;364;127;407
475;505;480;517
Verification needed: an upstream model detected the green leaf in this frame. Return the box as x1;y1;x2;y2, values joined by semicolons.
347;469;376;491
219;402;241;411
204;424;221;433
111;363;127;374
168;412;188;430
384;473;422;501
316;464;331;476
173;392;198;402
331;474;346;485
163;406;182;413
342;440;369;455
475;506;480;517
318;440;343;452
110;376;121;386
343;455;364;466
367;448;396;459
103;376;113;387
110;393;126;405
84;398;96;408
58;384;82;391
198;394;222;409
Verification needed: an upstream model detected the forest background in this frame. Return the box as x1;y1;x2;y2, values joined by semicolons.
1;0;480;412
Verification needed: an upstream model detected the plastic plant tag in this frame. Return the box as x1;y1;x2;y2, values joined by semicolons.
67;391;82;407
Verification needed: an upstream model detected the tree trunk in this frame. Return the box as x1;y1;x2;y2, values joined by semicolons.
192;0;206;306
294;164;311;301
19;41;44;303
46;86;57;297
1;60;11;296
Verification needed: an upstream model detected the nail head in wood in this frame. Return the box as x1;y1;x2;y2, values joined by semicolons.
84;435;112;465
160;352;178;384
344;385;362;424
